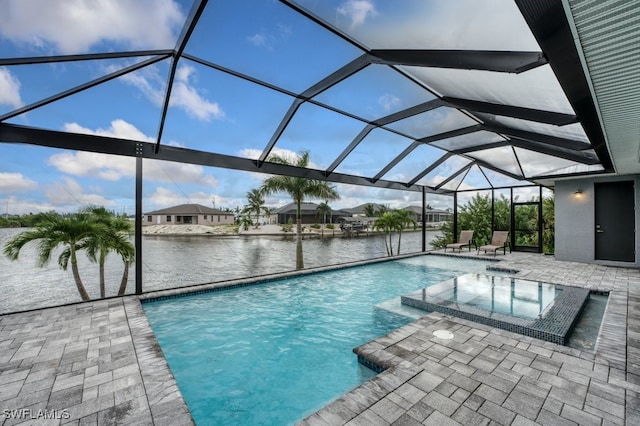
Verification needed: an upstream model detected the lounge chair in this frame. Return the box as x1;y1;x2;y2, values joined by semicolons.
477;231;510;256
445;230;476;252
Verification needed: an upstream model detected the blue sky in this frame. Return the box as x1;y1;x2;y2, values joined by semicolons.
0;0;562;216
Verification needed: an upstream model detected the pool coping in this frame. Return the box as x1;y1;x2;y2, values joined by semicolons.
400;274;591;345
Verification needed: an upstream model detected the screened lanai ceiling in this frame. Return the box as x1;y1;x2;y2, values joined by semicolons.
0;0;633;195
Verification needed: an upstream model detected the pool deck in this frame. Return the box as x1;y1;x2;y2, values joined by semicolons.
0;251;638;425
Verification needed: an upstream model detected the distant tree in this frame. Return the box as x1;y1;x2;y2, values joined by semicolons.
239;216;252;231
373;212;401;256
242;188;270;228
80;206;135;297
261;151;339;269
363;204;377;217
372;209;418;256
393;209;417;255
429;193;554;251
316;201;332;238
431;194;509;249
14;211;56;228
3;212;97;301
376;204;390;216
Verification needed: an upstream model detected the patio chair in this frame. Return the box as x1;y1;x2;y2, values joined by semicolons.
445;230;476;252
477;231;511;256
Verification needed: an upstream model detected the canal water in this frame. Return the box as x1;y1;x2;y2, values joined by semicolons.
0;228;440;314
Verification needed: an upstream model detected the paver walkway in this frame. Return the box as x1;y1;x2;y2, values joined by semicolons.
0;251;638;425
0;299;191;425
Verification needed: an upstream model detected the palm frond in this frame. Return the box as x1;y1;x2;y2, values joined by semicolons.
58;247;71;270
3;228;50;260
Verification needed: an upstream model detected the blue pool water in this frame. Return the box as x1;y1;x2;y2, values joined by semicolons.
421;273;560;320
143;255;494;425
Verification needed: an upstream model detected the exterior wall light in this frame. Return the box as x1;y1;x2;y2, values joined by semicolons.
574;189;583;197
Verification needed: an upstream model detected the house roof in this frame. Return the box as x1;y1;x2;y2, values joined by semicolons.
403;206;451;215
273;202;320;215
343;203;386;215
145;204;231;216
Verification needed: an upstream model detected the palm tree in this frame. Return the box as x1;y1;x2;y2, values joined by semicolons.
242;188;270;228
363;204;377;217
373;212;401;256
394;209;417;255
80;206;134;297
376;204;390;216
316;201;332;238
3;212;97;301
239;215;253;231
261;151;339;269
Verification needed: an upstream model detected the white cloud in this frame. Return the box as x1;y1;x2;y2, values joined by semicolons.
0;67;23;109
172;77;225;121
146;159;218;187
175;65;195;83
0;172;37;193
52;120;218;187
147;187;184;207
247;24;291;51
118;66;165;106
147;187;229;209
0;0;185;54
248;33;269;48
354;0;538;50
238;147;322;169
64;119;153;142
45;177;115;207
48;151;134;181
337;0;378;29
116;64;224;122
378;93;400;112
166;140;185;148
1;195;56;215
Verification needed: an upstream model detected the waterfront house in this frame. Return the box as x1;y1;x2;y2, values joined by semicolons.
402;206;452;224
273;202;349;225
144;204;234;226
342;203;386;217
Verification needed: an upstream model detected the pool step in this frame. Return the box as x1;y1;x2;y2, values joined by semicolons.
375;297;427;320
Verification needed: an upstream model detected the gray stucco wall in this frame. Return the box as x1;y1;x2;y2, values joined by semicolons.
555;176;639;267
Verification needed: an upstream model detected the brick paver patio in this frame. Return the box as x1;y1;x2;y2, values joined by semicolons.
0;251;638;425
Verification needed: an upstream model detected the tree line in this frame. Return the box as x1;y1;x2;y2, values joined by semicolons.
430;193;554;253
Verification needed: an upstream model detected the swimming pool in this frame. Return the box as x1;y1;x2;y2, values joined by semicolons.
142;255;494;425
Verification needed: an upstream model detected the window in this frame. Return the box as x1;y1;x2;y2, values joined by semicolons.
204;215;207;220
166;216;171;222
147;215;152;222
177;216;182;223
218;215;220;222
